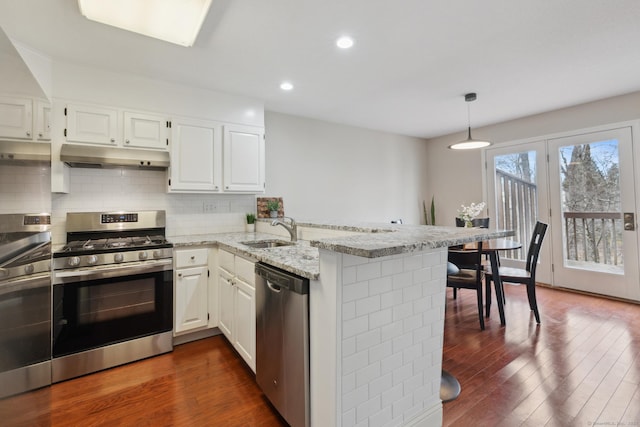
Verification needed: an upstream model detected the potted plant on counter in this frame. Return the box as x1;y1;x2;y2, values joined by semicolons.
246;213;256;232
267;200;280;218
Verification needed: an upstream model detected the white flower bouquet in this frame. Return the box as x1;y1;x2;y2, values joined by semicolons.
457;202;486;227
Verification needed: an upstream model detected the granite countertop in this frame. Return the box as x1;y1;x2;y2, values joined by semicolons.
171;232;320;280
170;222;513;280
307;222;513;258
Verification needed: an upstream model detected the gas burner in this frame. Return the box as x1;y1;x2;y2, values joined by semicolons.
53;211;172;268
107;238;133;248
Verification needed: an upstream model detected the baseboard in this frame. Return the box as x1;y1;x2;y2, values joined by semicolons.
173;327;221;346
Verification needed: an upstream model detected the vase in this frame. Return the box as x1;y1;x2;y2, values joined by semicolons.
270;210;278;218
465;220;473;228
245;223;255;233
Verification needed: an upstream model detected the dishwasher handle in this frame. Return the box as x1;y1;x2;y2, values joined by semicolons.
267;281;282;293
255;263;309;295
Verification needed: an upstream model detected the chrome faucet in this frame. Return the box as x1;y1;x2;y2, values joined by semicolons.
271;217;297;242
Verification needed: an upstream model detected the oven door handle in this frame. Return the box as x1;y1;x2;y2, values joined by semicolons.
53;259;172;284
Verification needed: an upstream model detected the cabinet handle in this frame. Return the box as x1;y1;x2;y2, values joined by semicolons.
190;256;195;260
110;138;115;143
26;131;31;137
38;133;43;138
178;273;182;278
125;139;130;144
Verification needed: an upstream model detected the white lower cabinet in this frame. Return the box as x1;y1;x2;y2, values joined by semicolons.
174;247;212;335
217;249;256;372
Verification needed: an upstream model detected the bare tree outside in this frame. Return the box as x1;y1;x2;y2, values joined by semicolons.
558;140;622;267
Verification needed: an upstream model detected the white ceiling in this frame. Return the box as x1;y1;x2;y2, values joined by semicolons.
1;0;640;139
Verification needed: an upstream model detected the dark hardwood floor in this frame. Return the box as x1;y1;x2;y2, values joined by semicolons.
443;284;640;427
1;284;638;426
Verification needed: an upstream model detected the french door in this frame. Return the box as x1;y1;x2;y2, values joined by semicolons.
485;140;552;284
485;124;640;301
548;126;640;300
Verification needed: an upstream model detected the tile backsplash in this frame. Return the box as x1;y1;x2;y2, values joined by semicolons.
49;168;255;244
0;164;51;215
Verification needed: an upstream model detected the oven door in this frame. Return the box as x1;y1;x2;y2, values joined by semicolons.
52;260;173;358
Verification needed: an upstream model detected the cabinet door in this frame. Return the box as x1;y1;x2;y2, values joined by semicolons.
123;111;168;150
66;104;118;145
223;124;265;192
175;266;209;334
0;96;33;140
218;269;234;340
169;117;222;192
35;101;51;141
234;277;256;372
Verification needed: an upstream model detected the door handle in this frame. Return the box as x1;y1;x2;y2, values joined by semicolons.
624;212;635;231
267;281;282;293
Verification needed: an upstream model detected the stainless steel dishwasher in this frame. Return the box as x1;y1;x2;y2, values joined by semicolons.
255;263;310;427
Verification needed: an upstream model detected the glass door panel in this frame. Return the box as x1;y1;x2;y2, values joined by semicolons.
548;127;639;300
485;141;551;284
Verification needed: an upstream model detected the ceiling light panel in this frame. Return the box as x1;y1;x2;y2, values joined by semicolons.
78;0;212;47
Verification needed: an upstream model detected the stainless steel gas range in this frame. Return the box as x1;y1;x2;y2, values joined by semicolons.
0;213;52;399
52;210;173;382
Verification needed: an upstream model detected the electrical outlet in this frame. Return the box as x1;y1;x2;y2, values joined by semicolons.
203;202;216;213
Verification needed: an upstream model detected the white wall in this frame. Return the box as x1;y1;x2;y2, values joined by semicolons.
51;61;264;127
264;112;429;224
425;91;640;226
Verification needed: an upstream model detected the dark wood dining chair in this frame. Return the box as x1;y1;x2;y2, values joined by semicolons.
485;221;548;323
447;241;485;330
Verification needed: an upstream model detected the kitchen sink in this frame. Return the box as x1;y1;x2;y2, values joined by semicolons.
241;239;296;249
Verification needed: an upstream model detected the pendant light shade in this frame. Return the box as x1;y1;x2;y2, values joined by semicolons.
449;93;491;150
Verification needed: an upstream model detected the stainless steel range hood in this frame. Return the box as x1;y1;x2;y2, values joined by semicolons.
60;144;169;170
0;140;50;165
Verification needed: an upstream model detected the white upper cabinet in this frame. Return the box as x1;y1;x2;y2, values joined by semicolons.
169;117;222;192
223;124;265;192
65;103;169;150
65;103;118;145
35;101;51;141
123;111;168;150
0;96;33;140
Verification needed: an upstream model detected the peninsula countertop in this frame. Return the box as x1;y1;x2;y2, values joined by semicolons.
170;221;513;280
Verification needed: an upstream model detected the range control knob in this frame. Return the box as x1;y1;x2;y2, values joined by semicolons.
139;251;149;260
87;255;98;265
24;264;34;274
68;257;80;267
114;253;124;263
153;250;162;259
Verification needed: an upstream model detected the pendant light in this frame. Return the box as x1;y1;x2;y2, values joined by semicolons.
448;92;491;150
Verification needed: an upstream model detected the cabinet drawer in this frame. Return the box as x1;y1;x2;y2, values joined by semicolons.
219;249;235;273
175;248;208;268
235;256;255;286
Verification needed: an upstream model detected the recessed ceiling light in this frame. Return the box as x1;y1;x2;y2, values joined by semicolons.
78;0;212;47
280;82;294;91
336;36;354;49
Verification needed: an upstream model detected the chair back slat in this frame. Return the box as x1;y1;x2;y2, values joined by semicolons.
525;221;548;275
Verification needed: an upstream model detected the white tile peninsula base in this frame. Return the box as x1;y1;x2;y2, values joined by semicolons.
310;247;447;427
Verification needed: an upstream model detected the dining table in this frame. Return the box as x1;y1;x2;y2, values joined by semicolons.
463;238;522;326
